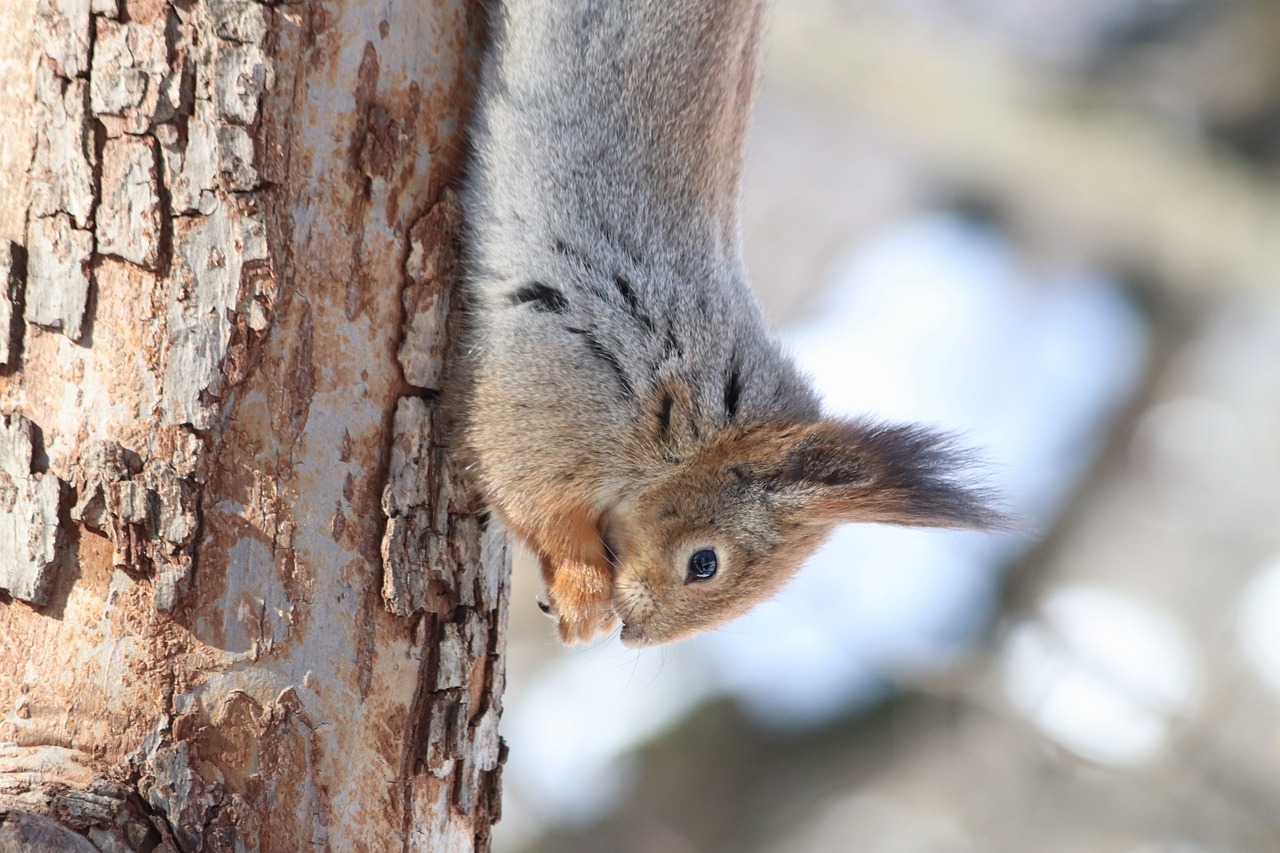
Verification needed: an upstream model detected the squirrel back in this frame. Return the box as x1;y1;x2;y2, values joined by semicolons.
461;0;1002;645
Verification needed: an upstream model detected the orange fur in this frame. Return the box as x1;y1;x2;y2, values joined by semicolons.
499;494;617;644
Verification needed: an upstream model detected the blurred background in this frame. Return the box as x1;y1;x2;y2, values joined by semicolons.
493;0;1280;850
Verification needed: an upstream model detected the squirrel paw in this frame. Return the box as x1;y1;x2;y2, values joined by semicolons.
535;585;618;644
547;569;618;645
556;606;619;646
538;549;617;645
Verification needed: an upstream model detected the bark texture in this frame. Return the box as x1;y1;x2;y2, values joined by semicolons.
0;0;509;850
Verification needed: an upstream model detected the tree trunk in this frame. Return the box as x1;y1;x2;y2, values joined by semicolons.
0;0;509;850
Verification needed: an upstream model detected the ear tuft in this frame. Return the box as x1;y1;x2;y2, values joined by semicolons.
776;419;1008;531
779;432;872;488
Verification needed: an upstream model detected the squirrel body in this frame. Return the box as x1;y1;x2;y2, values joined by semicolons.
462;0;1000;646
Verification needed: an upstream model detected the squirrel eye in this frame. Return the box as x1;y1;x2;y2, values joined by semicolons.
686;548;719;583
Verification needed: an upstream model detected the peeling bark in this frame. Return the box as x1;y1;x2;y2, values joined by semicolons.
97;136;162;270
26;211;92;341
0;0;504;850
0;242;24;366
0;413;64;605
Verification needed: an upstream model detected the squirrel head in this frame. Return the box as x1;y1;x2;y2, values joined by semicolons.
608;419;1005;647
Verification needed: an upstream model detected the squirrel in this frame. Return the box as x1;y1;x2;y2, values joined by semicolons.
459;0;1004;647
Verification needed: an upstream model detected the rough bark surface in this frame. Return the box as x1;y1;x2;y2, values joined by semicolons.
0;0;508;850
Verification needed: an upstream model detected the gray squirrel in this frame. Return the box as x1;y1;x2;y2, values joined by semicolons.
461;0;1002;646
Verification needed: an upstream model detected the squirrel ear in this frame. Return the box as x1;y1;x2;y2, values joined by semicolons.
767;419;1006;531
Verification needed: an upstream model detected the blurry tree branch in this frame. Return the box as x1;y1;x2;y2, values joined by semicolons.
767;3;1280;305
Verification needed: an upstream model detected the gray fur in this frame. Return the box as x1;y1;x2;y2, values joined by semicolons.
460;0;1000;646
463;0;819;511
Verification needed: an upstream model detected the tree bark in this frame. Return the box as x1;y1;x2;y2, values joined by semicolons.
0;0;509;850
